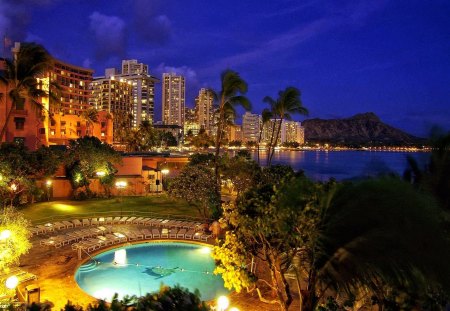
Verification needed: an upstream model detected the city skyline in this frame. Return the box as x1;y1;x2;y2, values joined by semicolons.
1;1;449;136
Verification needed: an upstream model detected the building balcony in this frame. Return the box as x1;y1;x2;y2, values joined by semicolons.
12;109;28;116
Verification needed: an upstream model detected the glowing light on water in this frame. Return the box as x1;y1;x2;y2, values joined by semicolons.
199;247;212;254
114;249;127;265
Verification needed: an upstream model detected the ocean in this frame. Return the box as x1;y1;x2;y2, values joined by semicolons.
250;150;430;181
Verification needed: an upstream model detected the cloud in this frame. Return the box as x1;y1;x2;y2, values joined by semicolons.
82;58;92;69
155;63;198;81
132;0;172;44
203;1;388;74
89;11;126;60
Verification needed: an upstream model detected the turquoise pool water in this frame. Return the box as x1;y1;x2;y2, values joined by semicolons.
75;242;228;301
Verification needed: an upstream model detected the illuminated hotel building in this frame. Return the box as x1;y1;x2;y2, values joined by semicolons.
262;119;305;145
195;88;214;134
89;69;134;139
50;59;94;115
162;73;185;126
0;43;111;149
242;111;261;142
120;60;159;126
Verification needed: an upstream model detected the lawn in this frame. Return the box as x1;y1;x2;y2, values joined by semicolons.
20;195;200;223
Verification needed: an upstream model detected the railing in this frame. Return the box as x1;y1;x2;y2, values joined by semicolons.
31;210;210;225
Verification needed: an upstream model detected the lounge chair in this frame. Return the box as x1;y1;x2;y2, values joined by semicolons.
152;229;160;238
184;229;195;239
169;229;178;239
98;217;106;225
177;229;187;239
193;232;201;240
125;217;136;224
91;218;99;226
53;222;66;230
105;217;113;224
119;217;128;223
161;228;169;238
72;219;82;227
62;221;74;229
142;229;152;239
82;219;91;226
112;217;121;224
201;234;212;242
133;217;144;224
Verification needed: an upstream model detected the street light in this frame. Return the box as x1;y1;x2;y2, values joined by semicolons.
46;179;52;201
115;181;127;214
161;168;169;191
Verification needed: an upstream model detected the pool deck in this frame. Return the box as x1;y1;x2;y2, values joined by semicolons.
18;224;290;310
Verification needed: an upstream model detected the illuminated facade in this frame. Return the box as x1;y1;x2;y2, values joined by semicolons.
195;88;214;134
162;73;185;126
50;59;94;115
120;60;159;126
242;111;261;142
262;119;305;145
184;107;199;135
89;71;134;139
227;124;243;142
0;44;107;149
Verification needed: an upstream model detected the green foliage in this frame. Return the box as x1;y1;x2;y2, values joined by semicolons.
0;208;31;293
167;164;220;219
316;178;450;310
281;141;300;148
0;143;37;207
0;42;55;142
228;140;242;147
221;154;261;196
61;286;210;311
260;164;295;187
264;86;308;165
404;130;450;211
65;136;121;196
188;153;215;167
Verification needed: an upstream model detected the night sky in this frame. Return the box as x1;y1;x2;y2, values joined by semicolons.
1;0;449;137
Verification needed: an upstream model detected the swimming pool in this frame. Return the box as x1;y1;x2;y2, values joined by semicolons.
75;242;228;301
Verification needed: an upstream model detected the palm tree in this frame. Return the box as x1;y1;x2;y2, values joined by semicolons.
257;108;273;165
81;107;99;136
0;43;54;142
212;70;251;188
265;87;308;166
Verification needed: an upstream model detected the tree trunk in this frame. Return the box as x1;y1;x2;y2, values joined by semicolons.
266;117;278;166
268;117;283;166
0;97;14;143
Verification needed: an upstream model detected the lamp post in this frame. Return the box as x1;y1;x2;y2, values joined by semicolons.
45;179;52;201
115;181;127;215
161;168;169;192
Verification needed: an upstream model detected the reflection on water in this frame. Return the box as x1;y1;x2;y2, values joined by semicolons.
249;150;429;181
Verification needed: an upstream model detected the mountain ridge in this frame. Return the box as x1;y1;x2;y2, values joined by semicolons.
302;112;424;146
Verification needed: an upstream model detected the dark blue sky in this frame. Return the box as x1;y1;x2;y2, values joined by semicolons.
1;0;449;136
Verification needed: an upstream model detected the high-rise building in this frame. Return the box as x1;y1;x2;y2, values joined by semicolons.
281;120;305;145
50;58;94;115
262;119;305;145
195;88;214;134
120;60;159;126
242;111;261;142
89;72;134;141
184;107;199;135
227;124;243;142
0;43;111;149
162;73;185;126
121;59;148;75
